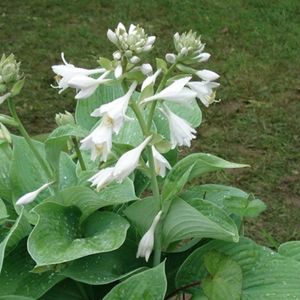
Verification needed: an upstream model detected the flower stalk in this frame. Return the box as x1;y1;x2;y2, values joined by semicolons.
7;97;53;179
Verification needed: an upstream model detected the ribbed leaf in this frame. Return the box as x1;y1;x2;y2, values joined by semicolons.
162;154;249;202
0;209;31;272
28;205;129;266
278;241;300;261
0;240;63;298
103;262;167;300
176;237;300;300
45;179;137;221
162;198;239;248
62;239;145;284
0;143;11;201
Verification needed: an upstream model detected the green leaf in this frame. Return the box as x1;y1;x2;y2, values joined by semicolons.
124;197;160;235
0;296;34;300
0;209;31;272
98;57;113;70
180;184;248;208
0;199;8;221
103;262;167;300
162;154;248;202
0;143;11;201
176;237;300;300
278;241;300;261
156;58;168;73
59;152;78;189
62;239;145;284
0;240;63;298
202;251;242;300
28;204;129;266
75;82;123;130
154;101;202;140
45;179;138;221
162;198;239;249
223;195;266;218
40;279;90;300
10;136;51;220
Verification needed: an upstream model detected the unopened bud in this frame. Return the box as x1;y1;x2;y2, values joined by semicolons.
130;56;140;64
55;111;75;126
0;123;12;144
141;63;153;75
165;53;176;64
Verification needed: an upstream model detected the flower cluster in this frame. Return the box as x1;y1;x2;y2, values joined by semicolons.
0;54;24;104
50;23;220;261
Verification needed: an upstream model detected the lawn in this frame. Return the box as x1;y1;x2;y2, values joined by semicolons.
0;0;299;246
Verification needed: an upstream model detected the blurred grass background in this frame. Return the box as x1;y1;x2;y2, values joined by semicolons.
0;0;299;246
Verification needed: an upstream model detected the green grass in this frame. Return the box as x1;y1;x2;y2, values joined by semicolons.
0;0;299;245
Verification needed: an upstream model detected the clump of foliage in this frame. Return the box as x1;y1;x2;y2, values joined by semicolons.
0;23;300;300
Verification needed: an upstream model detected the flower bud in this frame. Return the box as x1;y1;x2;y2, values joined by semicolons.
130;56;141;64
165;53;176;64
113;51;122;61
55;111;75;126
140;63;153;75
0;123;12;144
0;54;22;84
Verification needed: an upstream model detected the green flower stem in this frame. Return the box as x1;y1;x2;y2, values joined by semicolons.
72;137;86;171
7;97;53;179
146;63;177;130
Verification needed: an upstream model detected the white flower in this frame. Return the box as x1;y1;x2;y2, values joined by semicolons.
91;81;137;134
114;63;123;79
88;167;115;191
141;69;161;91
113;136;152;182
130;56;141;64
16;182;53;205
196;70;219;81
136;211;162;262
51;53;105;94
142;77;196;106
152;146;171;177
80;117;113;162
161;105;196;148
187;81;220;107
0;92;11;105
68;71;111;99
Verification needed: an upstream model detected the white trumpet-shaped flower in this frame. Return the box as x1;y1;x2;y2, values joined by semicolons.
136;211;162;262
68;71;111;99
16;182;54;205
113;136;152;182
80;117;113;162
187;81;220;107
91;81;137;134
51;53;105;94
142;77;196;106
88;167;115;191
161;105;196;148
152;146;171;177
141;69;161;91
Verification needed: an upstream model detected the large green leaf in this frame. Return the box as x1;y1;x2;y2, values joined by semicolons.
278;241;300;261
59;152;78;189
162;198;239;249
0;143;12;201
45;179;137;221
10;136;52;219
28;204;129;266
103;262;167;300
0;240;63;298
62;239;145;284
180;184;249;208
75;82;123;130
162;154;249;202
154;100;202;139
0;198;8;221
202;251;243;300
176;237;300;300
0;209;31;272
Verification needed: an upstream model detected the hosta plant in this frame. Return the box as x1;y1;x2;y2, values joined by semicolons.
0;23;299;300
